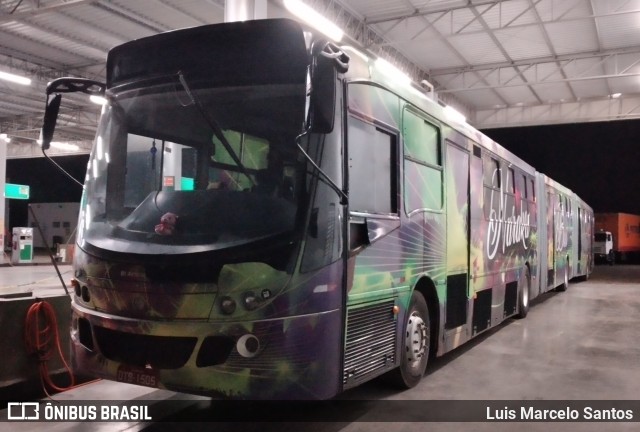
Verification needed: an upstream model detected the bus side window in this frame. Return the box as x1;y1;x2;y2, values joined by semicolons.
483;156;500;189
347;116;398;216
530;178;536;201
402;109;442;213
507;167;515;194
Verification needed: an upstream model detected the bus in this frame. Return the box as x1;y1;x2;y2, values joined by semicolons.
41;18;593;400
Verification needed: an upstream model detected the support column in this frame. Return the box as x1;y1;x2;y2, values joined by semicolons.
0;139;6;264
224;0;267;22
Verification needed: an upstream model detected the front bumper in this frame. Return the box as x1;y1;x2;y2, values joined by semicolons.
71;303;342;400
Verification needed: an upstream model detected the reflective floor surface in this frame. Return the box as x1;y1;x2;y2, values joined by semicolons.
1;264;639;432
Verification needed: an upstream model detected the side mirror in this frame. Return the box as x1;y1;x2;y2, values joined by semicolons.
307;42;349;134
41;94;62;150
40;77;106;150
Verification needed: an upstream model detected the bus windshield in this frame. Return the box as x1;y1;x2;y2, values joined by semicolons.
80;80;307;255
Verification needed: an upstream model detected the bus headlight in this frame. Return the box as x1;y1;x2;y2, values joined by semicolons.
219;296;237;315
211;262;291;319
243;292;260;311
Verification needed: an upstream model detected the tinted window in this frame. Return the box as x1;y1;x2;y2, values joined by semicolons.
348;116;397;215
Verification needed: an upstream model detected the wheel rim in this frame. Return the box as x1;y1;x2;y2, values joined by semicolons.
405;311;428;370
522;278;529;307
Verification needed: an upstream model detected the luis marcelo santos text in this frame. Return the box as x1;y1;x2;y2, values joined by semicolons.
487;406;633;420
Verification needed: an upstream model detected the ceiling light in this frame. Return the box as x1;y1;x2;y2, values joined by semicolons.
284;0;343;42
0;133;10;143
89;95;107;105
610;93;621;99
0;70;31;86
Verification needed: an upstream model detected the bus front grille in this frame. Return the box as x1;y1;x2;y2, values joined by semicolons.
93;326;197;369
343;300;397;386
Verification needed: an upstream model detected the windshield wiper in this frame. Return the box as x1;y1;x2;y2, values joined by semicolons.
177;72;255;187
296;132;348;205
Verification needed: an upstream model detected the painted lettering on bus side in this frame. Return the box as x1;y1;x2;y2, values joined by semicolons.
486;169;531;260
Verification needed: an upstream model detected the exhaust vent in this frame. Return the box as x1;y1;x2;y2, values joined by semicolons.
343;300;397;387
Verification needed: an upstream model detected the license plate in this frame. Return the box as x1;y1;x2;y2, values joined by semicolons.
116;365;159;388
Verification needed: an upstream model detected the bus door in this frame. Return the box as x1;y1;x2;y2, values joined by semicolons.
577;207;583;273
547;190;556;288
443;141;470;346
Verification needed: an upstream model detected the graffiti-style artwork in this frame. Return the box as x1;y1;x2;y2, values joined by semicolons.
62;19;593;400
486;168;532;260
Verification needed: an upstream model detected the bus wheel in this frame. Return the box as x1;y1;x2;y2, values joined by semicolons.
556;260;569;292
516;266;530;319
384;291;430;389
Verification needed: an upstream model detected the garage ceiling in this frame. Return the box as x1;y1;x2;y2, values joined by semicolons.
1;0;640;158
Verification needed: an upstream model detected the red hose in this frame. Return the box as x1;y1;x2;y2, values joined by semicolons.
24;301;76;395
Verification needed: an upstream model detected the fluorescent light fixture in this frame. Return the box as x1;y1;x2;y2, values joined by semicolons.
0;133;10;143
443;105;466;124
0;70;31;86
375;58;411;86
89;95;107;105
284;0;343;41
50;141;80;151
611;92;621;98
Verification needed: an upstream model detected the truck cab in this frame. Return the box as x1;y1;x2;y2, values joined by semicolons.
594;230;614;265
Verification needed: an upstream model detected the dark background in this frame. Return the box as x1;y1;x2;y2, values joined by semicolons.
5;119;640;230
483;119;640;216
6;155;88;232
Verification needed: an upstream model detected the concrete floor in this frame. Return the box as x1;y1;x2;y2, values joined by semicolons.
1;264;639;431
0;249;72;297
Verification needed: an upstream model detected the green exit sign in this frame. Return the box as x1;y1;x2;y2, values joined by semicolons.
4;183;30;200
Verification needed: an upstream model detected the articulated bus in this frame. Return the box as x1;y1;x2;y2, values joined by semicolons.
41;18;593;399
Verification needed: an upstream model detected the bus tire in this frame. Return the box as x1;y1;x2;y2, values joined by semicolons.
515;266;530;319
384;291;430;389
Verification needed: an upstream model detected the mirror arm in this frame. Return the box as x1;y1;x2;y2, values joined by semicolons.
41;77;106;151
311;41;350;74
46;77;106;96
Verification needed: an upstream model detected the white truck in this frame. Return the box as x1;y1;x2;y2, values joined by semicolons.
593;230;614;265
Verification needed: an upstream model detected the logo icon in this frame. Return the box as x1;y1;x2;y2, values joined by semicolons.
7;402;40;420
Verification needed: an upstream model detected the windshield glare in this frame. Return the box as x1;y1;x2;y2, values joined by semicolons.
79;81;306;254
